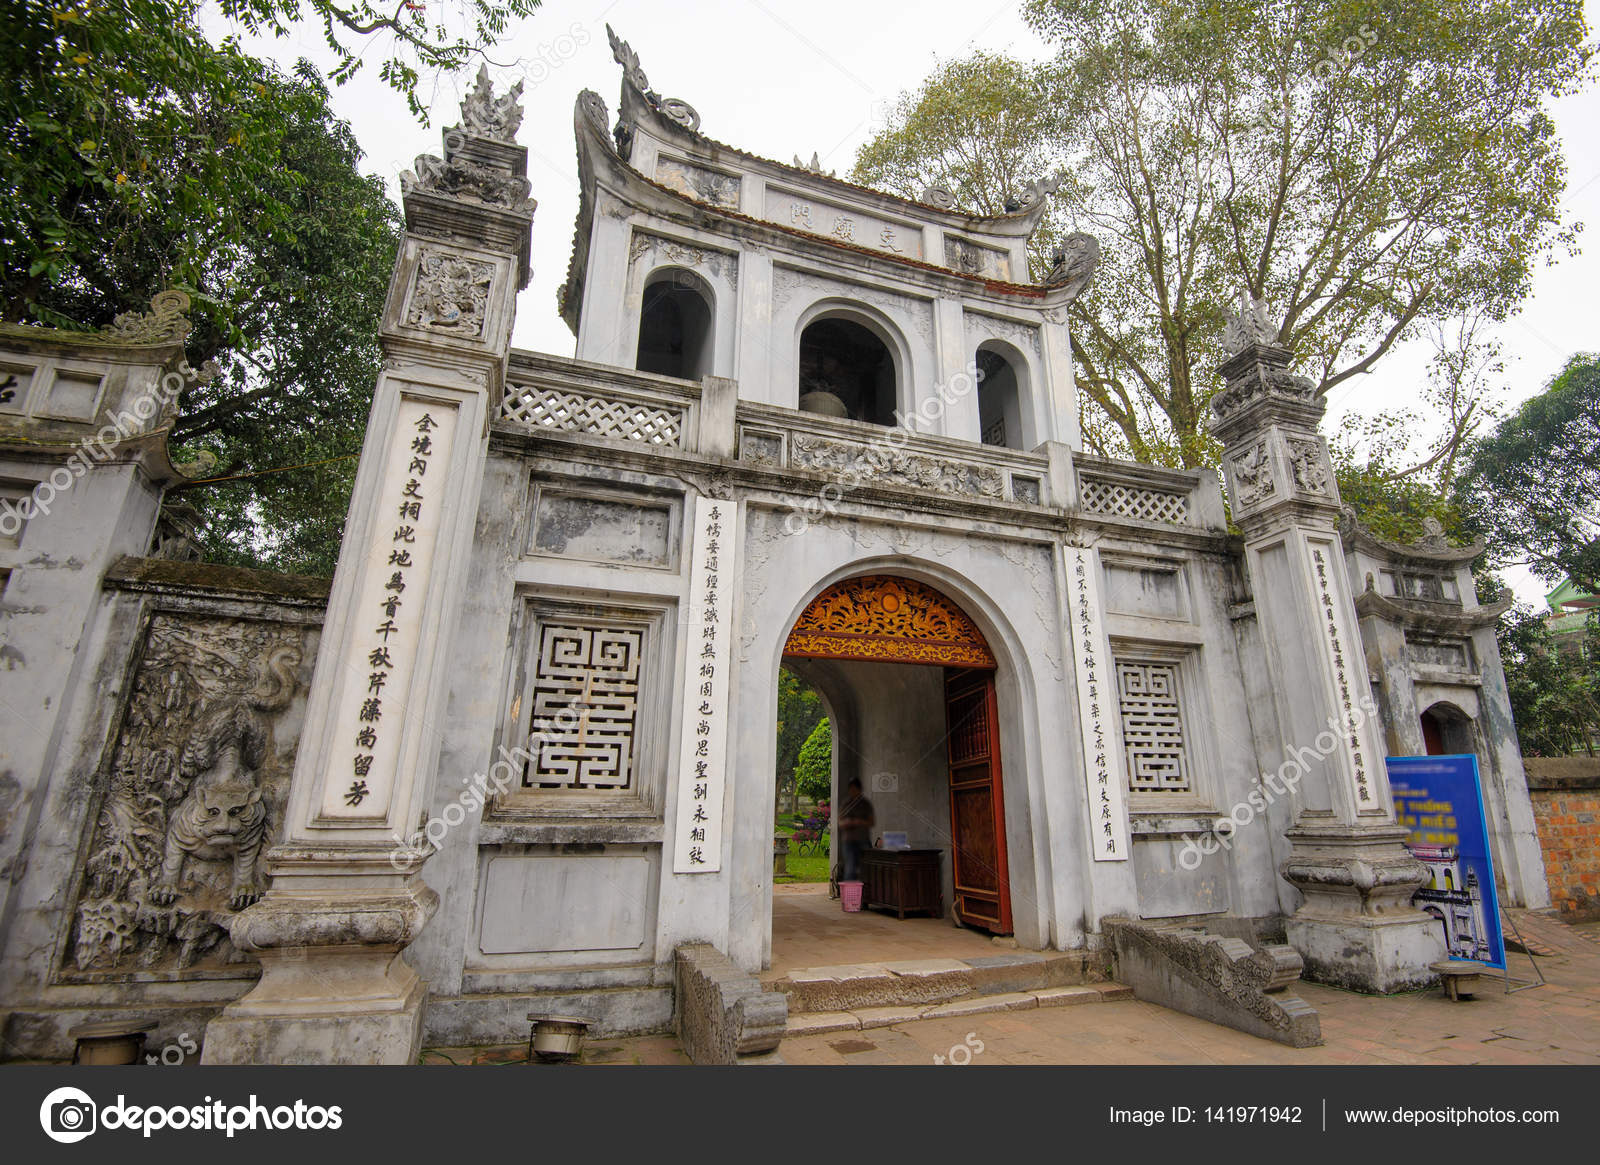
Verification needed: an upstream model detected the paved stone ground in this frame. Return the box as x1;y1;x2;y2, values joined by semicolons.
429;910;1600;1066
763;883;1004;979
775;911;1600;1065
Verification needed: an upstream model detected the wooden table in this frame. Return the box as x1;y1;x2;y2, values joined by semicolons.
860;848;943;920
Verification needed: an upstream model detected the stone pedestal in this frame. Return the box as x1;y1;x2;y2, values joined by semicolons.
1279;824;1442;992
202;851;437;1064
1212;295;1443;993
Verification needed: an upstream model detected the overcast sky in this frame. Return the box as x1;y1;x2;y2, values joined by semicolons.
219;0;1598;604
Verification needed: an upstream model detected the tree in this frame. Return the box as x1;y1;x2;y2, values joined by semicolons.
1455;354;1600;592
4;33;402;572
4;0;543;570
794;718;833;804
1497;605;1600;756
216;0;541;118
774;668;825;814
853;1;1591;468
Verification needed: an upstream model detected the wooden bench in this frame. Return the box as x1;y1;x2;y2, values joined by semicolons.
1430;959;1484;1001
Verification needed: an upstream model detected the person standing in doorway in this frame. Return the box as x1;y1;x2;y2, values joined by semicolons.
838;777;875;883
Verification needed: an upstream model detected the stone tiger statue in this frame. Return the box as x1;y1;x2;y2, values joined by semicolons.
148;775;267;912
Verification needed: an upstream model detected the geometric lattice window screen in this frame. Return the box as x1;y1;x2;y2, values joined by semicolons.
1115;659;1191;793
502;383;684;448
1080;478;1189;525
523;624;644;790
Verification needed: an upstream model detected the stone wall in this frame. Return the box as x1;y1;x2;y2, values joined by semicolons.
1526;757;1600;920
0;556;326;1060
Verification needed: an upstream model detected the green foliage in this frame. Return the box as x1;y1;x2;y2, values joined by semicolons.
216;0;542;120
774;667;825;807
1497;605;1600;756
3;6;408;573
1333;460;1459;547
853;1;1591;467
1455;354;1600;591
794;718;833;803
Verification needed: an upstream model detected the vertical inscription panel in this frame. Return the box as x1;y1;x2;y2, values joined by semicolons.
317;396;458;821
672;496;737;873
1066;546;1131;861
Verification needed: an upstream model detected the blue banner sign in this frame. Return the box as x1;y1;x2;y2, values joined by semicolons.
1386;754;1505;970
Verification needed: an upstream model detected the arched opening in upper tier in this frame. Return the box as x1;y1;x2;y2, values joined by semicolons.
797;315;899;427
976;341;1030;450
635;268;714;381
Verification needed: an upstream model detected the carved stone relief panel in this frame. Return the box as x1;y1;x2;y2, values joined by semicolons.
737;428;785;467
1229;441;1275;509
654;156;741;210
64;614;312;979
790;433;1004;500
771;268;934;345
627;230;738;287
964;311;1042;357
1287;437;1331;496
944;235;1011;281
405;248;496;339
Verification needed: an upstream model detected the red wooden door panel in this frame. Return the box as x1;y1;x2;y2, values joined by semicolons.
945;668;1012;934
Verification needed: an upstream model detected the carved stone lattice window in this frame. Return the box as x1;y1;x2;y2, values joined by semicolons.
1115;659;1191;793
523;624;644;791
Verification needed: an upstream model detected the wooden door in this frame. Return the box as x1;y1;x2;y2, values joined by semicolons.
945;668;1012;934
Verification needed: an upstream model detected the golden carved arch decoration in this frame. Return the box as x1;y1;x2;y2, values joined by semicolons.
782;575;996;668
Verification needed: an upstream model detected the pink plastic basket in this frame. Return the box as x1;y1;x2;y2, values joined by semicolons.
840;881;864;913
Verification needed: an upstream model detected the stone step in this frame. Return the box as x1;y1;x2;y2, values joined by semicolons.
782;982;1133;1036
769;949;1112;1015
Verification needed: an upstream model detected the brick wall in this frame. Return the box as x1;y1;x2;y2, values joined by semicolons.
1525;757;1600;921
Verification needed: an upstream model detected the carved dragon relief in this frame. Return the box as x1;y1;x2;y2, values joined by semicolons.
66;617;308;977
1042;233;1100;297
1229;440;1275;509
1287;437;1330;496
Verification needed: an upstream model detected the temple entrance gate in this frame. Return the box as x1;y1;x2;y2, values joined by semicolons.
781;574;1012;934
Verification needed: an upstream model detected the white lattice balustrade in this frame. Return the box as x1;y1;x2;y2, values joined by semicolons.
1080;477;1190;525
502;382;684;447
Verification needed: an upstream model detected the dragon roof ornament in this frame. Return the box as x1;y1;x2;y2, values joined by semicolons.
607;25;701;133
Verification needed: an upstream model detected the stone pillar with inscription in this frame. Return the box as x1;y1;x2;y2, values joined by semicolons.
1212;292;1443;994
203;70;534;1063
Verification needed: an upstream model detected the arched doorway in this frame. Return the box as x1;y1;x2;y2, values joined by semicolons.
1421;701;1476;756
779;574;1013;934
